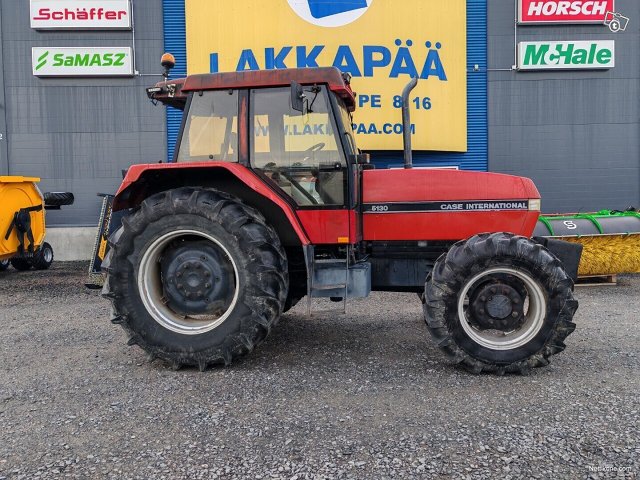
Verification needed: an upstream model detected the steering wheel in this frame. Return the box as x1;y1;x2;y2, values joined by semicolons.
300;142;326;165
305;142;325;153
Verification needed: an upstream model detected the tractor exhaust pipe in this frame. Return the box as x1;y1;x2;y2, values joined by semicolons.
402;77;419;169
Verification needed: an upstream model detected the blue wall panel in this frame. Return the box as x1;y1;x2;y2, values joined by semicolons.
162;0;186;162
374;0;488;170
162;0;487;169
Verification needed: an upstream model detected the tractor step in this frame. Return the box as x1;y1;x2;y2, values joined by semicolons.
313;283;347;291
303;244;371;316
314;258;348;264
311;264;370;298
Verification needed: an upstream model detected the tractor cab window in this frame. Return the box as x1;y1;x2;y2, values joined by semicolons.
177;90;238;162
251;86;346;206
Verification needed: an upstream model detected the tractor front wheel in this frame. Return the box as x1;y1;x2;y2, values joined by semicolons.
0;259;9;271
423;232;578;374
102;187;288;370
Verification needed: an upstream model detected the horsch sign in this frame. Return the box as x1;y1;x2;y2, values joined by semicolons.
30;0;132;30
519;0;614;24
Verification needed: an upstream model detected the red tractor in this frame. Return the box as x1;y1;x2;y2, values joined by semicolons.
102;62;581;374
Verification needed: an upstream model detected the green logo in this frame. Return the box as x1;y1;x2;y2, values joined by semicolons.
36;51;49;70
520;41;614;70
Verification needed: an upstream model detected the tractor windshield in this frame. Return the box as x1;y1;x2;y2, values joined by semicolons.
250;86;347;207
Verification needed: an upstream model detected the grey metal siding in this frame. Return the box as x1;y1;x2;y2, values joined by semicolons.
0;2;8;175
488;0;640;213
0;0;167;226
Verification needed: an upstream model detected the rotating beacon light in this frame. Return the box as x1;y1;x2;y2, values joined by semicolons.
161;53;176;79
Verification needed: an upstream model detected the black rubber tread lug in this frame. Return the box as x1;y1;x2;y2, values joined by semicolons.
221;349;232;367
197;359;208;372
43;191;74;207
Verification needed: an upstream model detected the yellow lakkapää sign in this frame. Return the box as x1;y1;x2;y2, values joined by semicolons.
186;0;467;151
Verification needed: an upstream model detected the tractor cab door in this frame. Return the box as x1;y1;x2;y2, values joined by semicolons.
250;86;358;244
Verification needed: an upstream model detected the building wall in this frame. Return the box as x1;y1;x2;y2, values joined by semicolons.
1;1;638;231
0;0;167;226
488;0;640;213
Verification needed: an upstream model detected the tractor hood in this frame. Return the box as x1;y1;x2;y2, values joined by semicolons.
362;169;541;241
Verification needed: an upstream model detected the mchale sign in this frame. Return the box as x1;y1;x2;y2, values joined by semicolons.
30;0;132;30
519;0;614;24
518;41;615;70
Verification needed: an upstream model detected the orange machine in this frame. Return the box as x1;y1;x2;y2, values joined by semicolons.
0;176;73;271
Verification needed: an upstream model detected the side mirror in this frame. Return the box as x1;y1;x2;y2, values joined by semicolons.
349;153;370;165
291;81;306;113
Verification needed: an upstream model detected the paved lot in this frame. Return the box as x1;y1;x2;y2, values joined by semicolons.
0;263;638;479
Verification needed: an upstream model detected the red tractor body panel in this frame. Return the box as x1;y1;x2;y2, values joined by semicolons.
115;163;541;244
296;210;358;245
114;163;359;245
147;67;356;112
114;162;311;244
182;68;356;111
362;169;540;241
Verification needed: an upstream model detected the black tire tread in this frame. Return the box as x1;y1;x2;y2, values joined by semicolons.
423;232;578;374
10;257;32;271
31;242;54;270
43;192;75;207
101;187;288;370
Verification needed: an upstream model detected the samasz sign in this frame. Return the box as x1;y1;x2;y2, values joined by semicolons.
518;41;615;70
519;0;614;24
32;47;133;77
30;0;132;30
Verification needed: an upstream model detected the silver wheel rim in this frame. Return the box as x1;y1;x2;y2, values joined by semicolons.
457;267;547;350
43;248;53;263
137;229;240;335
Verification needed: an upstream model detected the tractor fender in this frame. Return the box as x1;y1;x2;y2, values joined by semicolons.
112;162;310;246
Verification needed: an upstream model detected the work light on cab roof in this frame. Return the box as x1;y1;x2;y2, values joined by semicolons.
160;52;175;78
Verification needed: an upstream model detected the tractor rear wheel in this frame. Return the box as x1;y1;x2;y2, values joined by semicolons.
423;232;578;374
102;187;288;370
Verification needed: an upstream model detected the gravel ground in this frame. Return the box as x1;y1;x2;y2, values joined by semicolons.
0;262;638;479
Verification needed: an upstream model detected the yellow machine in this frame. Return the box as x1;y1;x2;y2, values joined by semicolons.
0;176;73;271
534;209;640;277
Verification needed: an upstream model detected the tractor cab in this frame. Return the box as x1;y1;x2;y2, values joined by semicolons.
146;67;364;245
176;78;353;208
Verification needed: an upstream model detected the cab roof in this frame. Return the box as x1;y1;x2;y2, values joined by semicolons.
147;67;356;111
